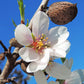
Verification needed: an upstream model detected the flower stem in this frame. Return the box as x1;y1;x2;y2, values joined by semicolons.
17;0;25;23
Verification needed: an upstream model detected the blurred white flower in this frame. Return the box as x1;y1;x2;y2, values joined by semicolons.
62;59;84;84
15;11;70;73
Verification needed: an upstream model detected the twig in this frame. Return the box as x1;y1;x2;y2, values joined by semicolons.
14;59;23;66
0;48;20;80
0;40;7;51
0;69;1;74
47;75;50;80
0;77;17;84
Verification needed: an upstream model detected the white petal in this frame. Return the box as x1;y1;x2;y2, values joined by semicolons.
32;11;49;38
45;62;71;80
48;81;59;84
74;69;84;82
26;48;51;73
50;48;66;58
65;71;82;84
19;47;39;62
64;58;73;69
15;24;33;46
53;40;71;53
34;70;47;84
47;26;69;46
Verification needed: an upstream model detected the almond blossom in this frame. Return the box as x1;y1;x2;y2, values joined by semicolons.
63;59;84;84
15;11;70;73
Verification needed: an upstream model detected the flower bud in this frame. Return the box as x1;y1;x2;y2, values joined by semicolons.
48;1;78;25
9;38;22;47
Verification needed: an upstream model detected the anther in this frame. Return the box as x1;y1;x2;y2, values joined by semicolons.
42;33;44;36
43;39;47;41
46;37;48;40
41;37;43;39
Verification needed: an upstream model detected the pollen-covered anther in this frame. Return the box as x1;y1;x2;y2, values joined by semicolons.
41;37;43;39
43;39;47;41
42;33;44;36
46;37;48;40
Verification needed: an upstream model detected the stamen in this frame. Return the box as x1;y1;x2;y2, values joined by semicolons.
43;39;47;41
41;37;43;39
46;37;48;40
42;33;44;36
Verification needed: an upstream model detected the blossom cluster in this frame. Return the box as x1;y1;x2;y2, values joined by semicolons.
15;11;84;84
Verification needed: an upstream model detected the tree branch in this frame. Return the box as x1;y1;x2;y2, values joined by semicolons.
0;40;7;51
0;48;20;80
14;59;23;66
0;77;17;84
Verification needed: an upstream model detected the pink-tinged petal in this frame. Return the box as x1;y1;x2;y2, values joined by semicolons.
47;26;69;46
26;48;51;73
65;71;82;84
52;40;71;53
19;47;40;62
15;24;33;46
32;11;49;38
34;70;47;84
50;48;66;58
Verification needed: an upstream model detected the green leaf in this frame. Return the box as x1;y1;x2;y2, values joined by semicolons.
17;0;25;22
12;19;17;27
26;19;29;27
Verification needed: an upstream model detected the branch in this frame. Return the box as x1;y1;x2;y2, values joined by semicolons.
47;75;50;80
29;0;49;30
14;59;23;66
0;40;7;51
0;48;20;80
0;77;17;84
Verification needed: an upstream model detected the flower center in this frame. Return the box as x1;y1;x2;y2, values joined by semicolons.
28;33;51;54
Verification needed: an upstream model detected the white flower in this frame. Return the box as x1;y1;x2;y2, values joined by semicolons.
15;11;70;73
61;59;84;84
64;70;82;84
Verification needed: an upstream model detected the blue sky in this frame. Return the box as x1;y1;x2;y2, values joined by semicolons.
0;0;84;84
